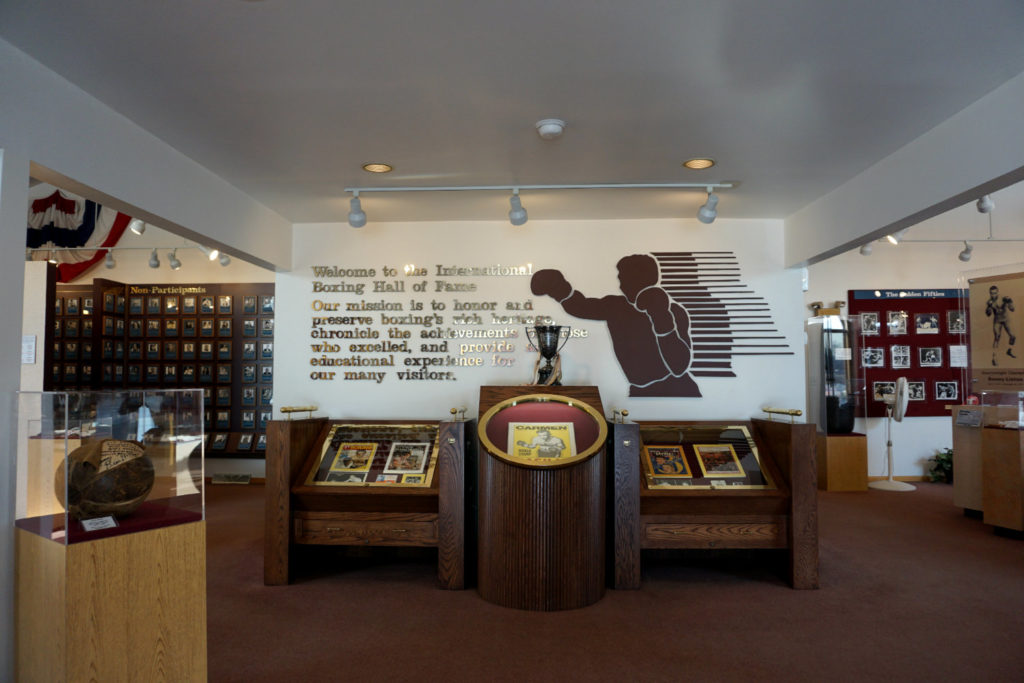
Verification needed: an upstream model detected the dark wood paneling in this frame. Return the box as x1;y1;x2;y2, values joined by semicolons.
263;417;326;585
611;422;641;589
642;515;787;549
437;420;466;589
294;511;438;546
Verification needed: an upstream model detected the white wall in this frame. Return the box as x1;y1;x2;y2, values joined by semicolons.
276;217;806;425
805;186;1024;477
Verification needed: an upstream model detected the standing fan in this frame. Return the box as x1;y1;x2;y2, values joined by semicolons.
869;376;916;492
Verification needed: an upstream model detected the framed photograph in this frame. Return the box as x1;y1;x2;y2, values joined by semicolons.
114;340;125;359
63;342;78;360
82;297;93;314
115;319;125;336
114;365;124;381
64;364;77;381
146;319;160;337
200;296;215;314
261;295;275;314
182;318;197;337
215;410;230;429
860;312;880;335
217;341;232;360
886;311;908;335
103;293;115;313
218;318;232;337
948;310;966;334
242;342;257;360
509;422;576;460
256;434;267;451
242;318;257;337
242;295;258;314
218;295;232;314
259;410;271;428
54;297;63;316
81;318;93;336
200;319;215;337
260;387;273;405
64;319;79;337
145;341;161;360
216;386;232;406
915;313;941;334
163;364;177;382
260;318;274;337
199;364;213;383
861;347;884;368
65;297;80;315
182;342;197;360
240;410;255;429
164;318;179;336
890;345;911;369
116;295;126;313
261;342;274;360
164;295;179;314
147;295;161;315
129;296;143;314
145;364;161;383
919;347;943;367
327;472;366;483
163;340;179;360
242;364;257;383
241;387;256;406
236;434;253;451
52;341;62;361
693;443;745;478
182;295;197;314
102;364;113;383
260;364;273;382
54;319;61;338
104;316;116;336
642;445;692;478
211;433;228;451
81;365;93;381
872;381;896;401
908;381;926;401
125;364;141;383
383;442;430;475
199;342;213;361
181;365;196;383
936;381;959;401
217;364;231;383
81;341;93;360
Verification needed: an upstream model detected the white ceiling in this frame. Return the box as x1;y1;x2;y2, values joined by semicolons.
3;0;1024;225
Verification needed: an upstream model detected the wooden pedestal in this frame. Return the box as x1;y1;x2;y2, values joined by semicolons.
981;425;1024;531
16;521;207;682
951;406;985;512
477;386;606;611
815;433;867;491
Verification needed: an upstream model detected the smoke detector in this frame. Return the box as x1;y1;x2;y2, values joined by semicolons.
535;118;566;140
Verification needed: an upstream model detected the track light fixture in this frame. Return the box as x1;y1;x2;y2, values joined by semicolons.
697;187;719;224
976;195;994;213
128;218;146;235
218;252;231;266
859;243;873;256
348;191;367;228
104;250;115;269
886;229;908;245
344;182;734;225
958;241;973;262
148;248;160;268
168;249;182;270
198;245;219;261
508;190;528;226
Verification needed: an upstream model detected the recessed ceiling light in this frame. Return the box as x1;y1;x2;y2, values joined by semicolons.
362;163;393;173
683;158;715;170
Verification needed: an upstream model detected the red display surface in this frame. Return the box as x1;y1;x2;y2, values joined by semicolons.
848;289;967;417
15;495;203;544
483;400;603;456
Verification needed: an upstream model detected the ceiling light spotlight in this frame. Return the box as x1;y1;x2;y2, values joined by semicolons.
362;163;393;173
958;241;973;262
859;243;873;256
104;250;116;269
886;229;908;245
148;248;160;268
508;189;528;226
218;252;231;266
168;249;182;270
976;195;994;213
535;118;566;140
198;245;219;261
348;192;367;228
697;187;718;224
683;158;715;170
128;218;146;235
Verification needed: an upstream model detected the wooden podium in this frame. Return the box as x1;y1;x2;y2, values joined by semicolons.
476;386;607;610
815;432;867;491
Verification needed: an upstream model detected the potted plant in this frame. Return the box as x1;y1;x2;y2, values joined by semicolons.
928;447;953;483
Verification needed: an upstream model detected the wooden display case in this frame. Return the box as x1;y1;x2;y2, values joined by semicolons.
816;432;867;491
610;418;818;590
264;417;469;588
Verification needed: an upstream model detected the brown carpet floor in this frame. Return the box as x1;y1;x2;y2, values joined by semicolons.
205;483;1024;682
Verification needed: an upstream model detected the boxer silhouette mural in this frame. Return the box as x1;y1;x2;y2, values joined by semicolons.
531;253;700;397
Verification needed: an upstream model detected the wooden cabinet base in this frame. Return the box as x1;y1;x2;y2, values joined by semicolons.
16;522;207;682
815;433;867;491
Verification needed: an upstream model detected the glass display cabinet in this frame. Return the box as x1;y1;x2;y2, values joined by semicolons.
15;389;206;682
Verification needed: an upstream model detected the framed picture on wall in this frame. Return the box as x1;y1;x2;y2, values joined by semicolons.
872;381;896;401
217;341;232;360
908;381;926;401
919;347;942;367
146;341;161;360
915;313;941;334
200;296;215;314
147;296;161;315
129;296;143;314
860;312;880;335
164;341;179;359
218;295;232;314
182;296;197;314
242;342;256;360
947;310;966;334
936;381;958;401
65;297;79;315
182;342;197;360
164;295;179;314
886;311;907;335
891;345;910;369
243;296;257;314
82;297;93;314
182;318;197;337
861;347;884;368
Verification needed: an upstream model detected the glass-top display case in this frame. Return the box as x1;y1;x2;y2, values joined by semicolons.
637;423;777;490
15;389;204;544
299;422;441;487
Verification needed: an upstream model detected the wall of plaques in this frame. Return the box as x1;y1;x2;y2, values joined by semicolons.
47;277;275;458
848;288;967;417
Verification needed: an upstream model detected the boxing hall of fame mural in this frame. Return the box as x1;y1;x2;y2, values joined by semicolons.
970;271;1024;391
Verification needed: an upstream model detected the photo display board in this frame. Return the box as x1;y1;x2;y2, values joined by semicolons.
301;423;439;487
637;424;776;490
967;271;1024;392
848;289;967;417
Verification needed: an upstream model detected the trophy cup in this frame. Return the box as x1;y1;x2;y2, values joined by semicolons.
526;324;570;385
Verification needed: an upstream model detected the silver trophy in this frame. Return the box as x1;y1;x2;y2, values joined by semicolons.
526;324;570;385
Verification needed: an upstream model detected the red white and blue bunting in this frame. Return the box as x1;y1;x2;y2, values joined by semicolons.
27;189;131;282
